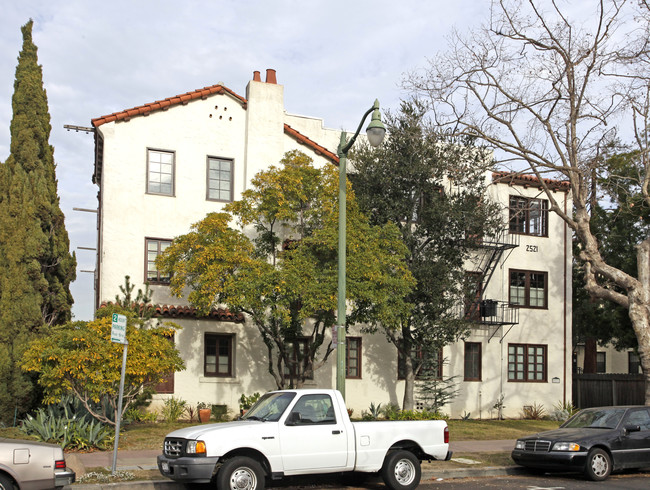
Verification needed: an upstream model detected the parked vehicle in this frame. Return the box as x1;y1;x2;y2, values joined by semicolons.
0;438;75;489
511;405;650;481
158;388;451;490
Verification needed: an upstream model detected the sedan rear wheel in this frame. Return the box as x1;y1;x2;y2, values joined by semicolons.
584;448;611;481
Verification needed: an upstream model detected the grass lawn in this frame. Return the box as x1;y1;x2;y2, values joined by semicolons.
447;418;560;440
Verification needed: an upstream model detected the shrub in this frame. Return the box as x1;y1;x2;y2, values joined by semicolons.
124;407;158;423
20;401;113;450
380;403;401;420
549;400;578;422
521;402;547;420
239;393;261;411
161;397;187;423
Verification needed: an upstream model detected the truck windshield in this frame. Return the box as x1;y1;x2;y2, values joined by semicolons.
242;392;296;422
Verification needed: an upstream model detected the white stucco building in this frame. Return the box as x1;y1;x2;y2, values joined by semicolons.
90;70;572;418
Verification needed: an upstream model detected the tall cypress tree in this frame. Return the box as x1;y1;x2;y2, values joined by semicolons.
0;20;76;423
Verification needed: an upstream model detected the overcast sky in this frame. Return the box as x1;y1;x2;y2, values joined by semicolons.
1;0;597;321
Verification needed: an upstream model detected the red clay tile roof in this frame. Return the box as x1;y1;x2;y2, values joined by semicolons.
492;171;570;191
91;81;339;173
284;124;339;164
99;302;245;322
91;84;247;127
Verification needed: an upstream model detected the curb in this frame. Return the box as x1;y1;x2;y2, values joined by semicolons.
65;465;526;489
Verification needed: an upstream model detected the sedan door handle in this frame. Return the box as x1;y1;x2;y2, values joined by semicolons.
332;430;342;435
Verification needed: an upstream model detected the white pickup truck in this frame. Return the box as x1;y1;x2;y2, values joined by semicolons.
157;388;451;490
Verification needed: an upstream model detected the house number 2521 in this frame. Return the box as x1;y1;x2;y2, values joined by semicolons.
526;245;539;253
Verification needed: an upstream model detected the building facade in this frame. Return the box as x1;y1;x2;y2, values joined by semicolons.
90;70;572;418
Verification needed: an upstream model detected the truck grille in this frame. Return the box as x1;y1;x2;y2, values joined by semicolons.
163;438;185;457
524;440;551;452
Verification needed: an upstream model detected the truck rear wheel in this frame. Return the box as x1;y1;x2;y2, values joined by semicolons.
216;456;265;490
381;450;421;490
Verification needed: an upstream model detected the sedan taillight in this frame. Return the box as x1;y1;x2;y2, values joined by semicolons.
55;460;66;469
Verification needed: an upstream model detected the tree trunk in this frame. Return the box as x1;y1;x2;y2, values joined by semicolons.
402;355;416;410
583;338;597;374
630;240;650;405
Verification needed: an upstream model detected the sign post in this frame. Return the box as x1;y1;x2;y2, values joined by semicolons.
111;314;128;475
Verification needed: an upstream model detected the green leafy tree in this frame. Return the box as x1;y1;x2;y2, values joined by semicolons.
157;150;414;389
351;100;501;409
0;20;76;423
574;149;649;367
21;311;184;426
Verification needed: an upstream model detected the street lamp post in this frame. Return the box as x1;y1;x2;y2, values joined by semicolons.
336;99;386;400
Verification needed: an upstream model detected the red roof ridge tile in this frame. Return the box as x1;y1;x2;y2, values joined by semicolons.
91;84;247;127
492;170;570;190
283;124;339;164
98;301;245;322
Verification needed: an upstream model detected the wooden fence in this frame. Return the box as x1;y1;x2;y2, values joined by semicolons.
572;373;646;408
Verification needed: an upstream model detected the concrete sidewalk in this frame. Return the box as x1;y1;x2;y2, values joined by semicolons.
65;440;521;488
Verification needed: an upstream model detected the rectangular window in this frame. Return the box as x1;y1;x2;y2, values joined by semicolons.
346;337;362;379
398;347;443;380
145;238;172;283
509;269;547;308
147;149;175;196
284;339;313;379
596;352;607;373
204;334;233;377
207;157;233;202
629;351;641;374
508;344;547;382
509;196;548;236
464;342;482;381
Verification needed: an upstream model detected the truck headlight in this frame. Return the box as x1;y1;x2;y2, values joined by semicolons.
552;442;581;452
186;440;207;455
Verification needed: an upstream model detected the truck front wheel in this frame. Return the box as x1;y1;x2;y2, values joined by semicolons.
381;450;421;490
216;456;265;490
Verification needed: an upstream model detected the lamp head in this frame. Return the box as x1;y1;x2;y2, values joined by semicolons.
365;99;386;148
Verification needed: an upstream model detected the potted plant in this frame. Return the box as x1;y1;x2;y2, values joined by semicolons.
197;402;211;423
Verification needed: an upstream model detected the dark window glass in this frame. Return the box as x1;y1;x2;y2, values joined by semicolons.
596;352;606;373
284;339;312;380
398;347;443;380
464;342;482;381
509;196;548;236
509;269;547;308
346;337;362;379
204;334;233;377
629;351;641;374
